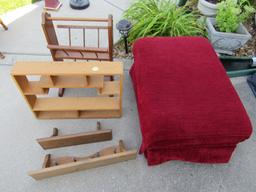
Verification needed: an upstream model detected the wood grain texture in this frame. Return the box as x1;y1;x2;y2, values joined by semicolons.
33;97;120;111
28;150;137;180
11;61;123;76
11;61;123;119
37;129;112;149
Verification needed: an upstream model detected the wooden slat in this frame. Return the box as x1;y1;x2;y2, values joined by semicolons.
83;28;86;47
47;45;109;53
47;17;108;22
28;150;137;180
33;97;120;111
57;24;108;30
49;75;87;88
37;111;79;119
38;76;103;88
98;81;120;95
68;27;71;46
36;110;121;119
55;51;110;61
11;61;123;76
37;129;112;149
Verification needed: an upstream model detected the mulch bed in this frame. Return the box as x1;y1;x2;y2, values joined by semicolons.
235;18;256;57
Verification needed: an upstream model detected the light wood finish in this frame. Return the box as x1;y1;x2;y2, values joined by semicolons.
12;61;123;76
37;122;112;149
11;61;123;119
98;81;120;95
0;18;8;30
33;97;120;111
42;154;51;168
28;140;137;180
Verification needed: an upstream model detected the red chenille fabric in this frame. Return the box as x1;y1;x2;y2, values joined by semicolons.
130;37;252;165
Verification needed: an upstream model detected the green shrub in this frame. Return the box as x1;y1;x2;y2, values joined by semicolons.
216;0;255;33
123;0;206;43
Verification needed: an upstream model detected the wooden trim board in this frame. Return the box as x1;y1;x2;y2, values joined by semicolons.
11;61;123;76
29;140;137;180
37;122;112;149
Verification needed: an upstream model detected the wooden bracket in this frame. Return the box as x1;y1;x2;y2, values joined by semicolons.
29;140;137;180
37;121;112;149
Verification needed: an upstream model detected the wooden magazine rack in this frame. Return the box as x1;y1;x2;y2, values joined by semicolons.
41;12;114;97
42;12;113;62
11;61;123;119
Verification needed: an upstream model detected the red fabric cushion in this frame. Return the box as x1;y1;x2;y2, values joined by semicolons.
130;37;252;165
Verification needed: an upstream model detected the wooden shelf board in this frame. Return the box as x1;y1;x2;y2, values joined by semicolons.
39;76;104;88
33;97;120;111
37;111;79;119
98;81;120;95
12;61;123;76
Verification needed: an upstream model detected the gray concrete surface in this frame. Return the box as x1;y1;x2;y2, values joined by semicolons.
0;62;256;192
0;0;133;54
0;0;256;191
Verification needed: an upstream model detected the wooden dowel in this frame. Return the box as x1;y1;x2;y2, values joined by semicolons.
83;28;85;47
57;24;108;30
97;28;100;48
52;128;58;137
68;28;71;46
97;121;101;130
47;17;108;22
0;18;8;30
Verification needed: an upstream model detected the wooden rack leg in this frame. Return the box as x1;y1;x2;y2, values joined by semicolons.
52;127;58;137
0;18;8;30
0;52;5;59
42;154;51;168
58;88;65;97
97;121;101;130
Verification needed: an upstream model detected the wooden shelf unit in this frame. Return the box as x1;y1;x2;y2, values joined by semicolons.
11;61;123;119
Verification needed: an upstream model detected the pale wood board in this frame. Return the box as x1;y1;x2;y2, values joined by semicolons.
28;150;137;180
37;129;112;149
33;97;120;111
11;62;123;76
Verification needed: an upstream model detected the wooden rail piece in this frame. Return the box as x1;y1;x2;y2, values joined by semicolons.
11;61;123;76
37;122;112;149
28;140;137;180
0;18;8;30
57;24;108;30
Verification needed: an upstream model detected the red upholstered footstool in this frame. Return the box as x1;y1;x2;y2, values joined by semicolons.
130;37;252;165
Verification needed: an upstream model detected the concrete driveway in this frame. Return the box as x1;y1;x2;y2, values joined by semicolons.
0;1;256;192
